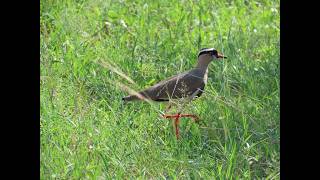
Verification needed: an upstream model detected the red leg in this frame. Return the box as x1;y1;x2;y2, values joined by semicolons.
174;115;180;139
163;114;199;122
162;114;179;118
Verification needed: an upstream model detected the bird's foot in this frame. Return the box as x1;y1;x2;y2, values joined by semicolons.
162;113;200;139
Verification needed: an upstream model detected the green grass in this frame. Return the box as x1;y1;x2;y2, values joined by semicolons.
40;0;280;179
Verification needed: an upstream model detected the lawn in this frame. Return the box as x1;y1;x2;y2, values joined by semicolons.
40;0;280;179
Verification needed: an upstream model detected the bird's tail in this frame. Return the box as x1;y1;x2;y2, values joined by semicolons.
122;91;151;102
122;95;140;101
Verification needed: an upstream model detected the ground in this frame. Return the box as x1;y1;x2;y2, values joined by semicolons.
41;0;280;179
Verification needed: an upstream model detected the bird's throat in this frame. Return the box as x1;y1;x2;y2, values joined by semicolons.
196;56;212;70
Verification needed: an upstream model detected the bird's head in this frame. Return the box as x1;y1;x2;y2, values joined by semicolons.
196;48;226;68
198;48;227;60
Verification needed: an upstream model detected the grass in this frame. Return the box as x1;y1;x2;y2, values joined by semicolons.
40;0;280;179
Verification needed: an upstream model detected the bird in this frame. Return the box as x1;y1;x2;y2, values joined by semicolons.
122;48;227;139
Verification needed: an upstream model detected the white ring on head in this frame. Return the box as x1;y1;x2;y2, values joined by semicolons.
198;48;216;57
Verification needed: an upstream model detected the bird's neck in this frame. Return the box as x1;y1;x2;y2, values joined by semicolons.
194;63;209;83
196;60;211;71
196;55;212;70
195;57;211;83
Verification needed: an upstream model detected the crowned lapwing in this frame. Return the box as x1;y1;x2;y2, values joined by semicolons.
122;48;226;139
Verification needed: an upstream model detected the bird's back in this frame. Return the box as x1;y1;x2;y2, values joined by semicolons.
123;68;207;101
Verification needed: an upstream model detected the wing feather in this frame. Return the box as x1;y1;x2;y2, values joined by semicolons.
140;69;205;101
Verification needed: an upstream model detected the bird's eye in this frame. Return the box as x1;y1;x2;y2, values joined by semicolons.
210;50;218;56
211;50;217;55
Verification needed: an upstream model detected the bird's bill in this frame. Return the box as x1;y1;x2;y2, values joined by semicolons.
217;53;227;59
